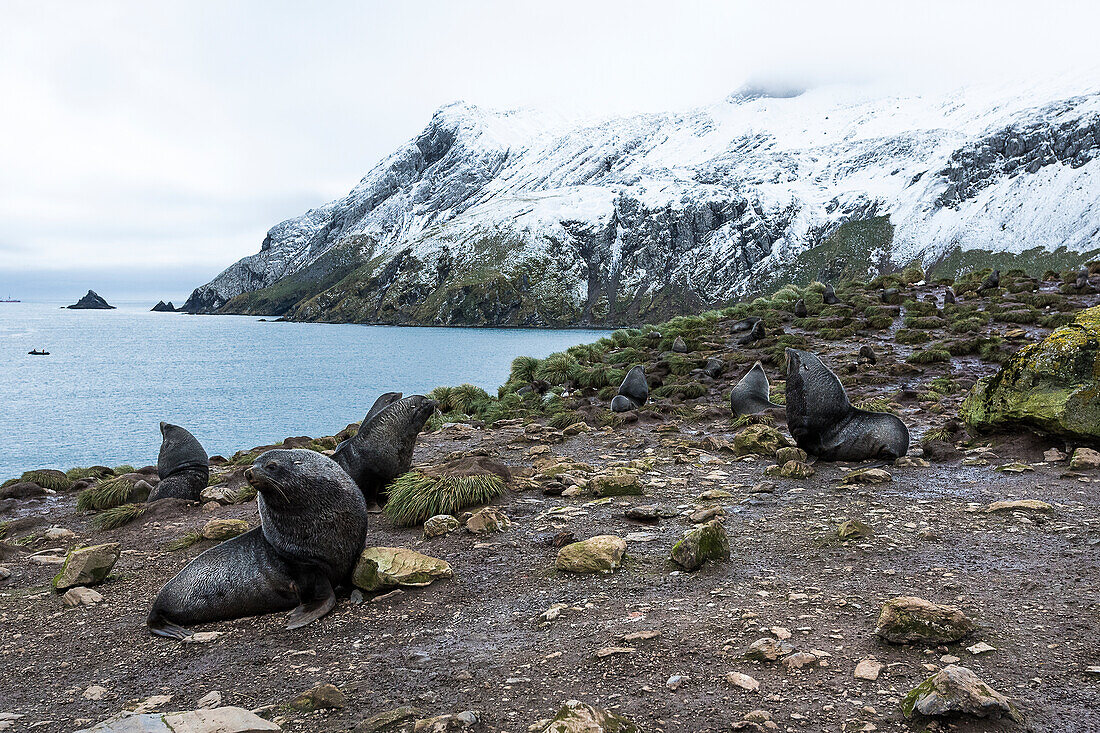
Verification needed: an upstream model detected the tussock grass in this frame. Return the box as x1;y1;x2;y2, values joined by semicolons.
906;348;951;364
855;397;897;414
509;355;540;383
384;471;507;527
77;477;149;511
535;353;580;386
66;466;113;481
91;503;146;530
19;470;74;491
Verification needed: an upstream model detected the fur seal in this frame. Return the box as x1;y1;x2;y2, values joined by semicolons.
793;299;808;318
334;392;403;455
147;449;367;639
731;317;761;332
943;287;956;304
333;395;436;508
729;361;780;415
978;269;1000;292
857;345;877;364
823;284;841;305
147;423;208;502
784;348;909;461
736;320;766;345
611;365;648;412
1076;267;1091;291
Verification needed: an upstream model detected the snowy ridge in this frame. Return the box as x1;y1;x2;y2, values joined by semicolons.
184;79;1100;325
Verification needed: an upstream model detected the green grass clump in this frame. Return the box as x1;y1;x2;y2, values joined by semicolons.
77;477;150;511
895;329;932;345
818;324;860;340
1039;313;1074;329
904;300;940;317
665;354;701;376
864;315;894;330
167;531;205;551
430;384;491;414
66;466;113;481
384;471;507;527
948;316;989;333
548;411;584;429
906;348;951;364
112;465;135;475
651;381;707;400
535;353;580;385
921;426;954;444
945;338;982;356
509;355;540;383
855;397;897;414
91;503;146;530
904;315;947;329
16;470;73;491
575;363;623;390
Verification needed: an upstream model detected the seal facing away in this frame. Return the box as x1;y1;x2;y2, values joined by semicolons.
729;361;780;416
611;365;648;412
822;284;842;305
148;422;208;502
147;449;367;639
334;395;436;508
784;348;909;461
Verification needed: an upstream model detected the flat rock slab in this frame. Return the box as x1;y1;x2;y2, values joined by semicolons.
353;547;453;592
75;706;280;732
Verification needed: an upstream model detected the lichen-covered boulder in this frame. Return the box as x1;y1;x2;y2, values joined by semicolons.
961;305;1100;440
352;547;453;592
537;700;639;733
53;543;120;591
875;596;975;644
589;474;643;498
902;665;1022;722
555;536;626;574
465;506;510;534
670;519;730;571
424;514;460;538
201;519;249;541
733;425;792;456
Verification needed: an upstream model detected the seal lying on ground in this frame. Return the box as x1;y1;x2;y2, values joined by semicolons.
334;395;436;508
729;361;780;415
736;320;766;345
147;449;367;639
147;423;208;502
784;348;909;461
611;365;648;412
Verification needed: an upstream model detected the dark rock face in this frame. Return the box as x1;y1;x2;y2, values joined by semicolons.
67;290;115;310
151;301;176;312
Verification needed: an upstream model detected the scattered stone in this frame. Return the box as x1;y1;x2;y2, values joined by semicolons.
842;467;892;485
354;706;422;733
749;481;776;494
183;631;224;644
666;675;687;690
622;629;660;642
985;499;1053;513
875;596;975;644
353;547;453;592
1043;448;1067;462
53;543;121;591
413;710;480;731
967;641;996;655
744;637;794;662
726;671;760;692
74;706;279;733
0;567;10;582
854;658;884;680
62;587;104;607
733;425;792;456
686;506;723;524
196;691;222;709
589;474;643;498
595;646;635;658
901;665;1021;722
697;488;733;500
555;535;626;574
765;460;815;479
199;485;242;504
44;527;76;540
774;446;808;464
83;685;109;701
624;505;661;522
465;507;510;534
672;336;688;353
201;519;249;541
782;651;818;669
534;700;638;733
894;456;930;468
424;515;460;538
670;519;729;571
290;683;346;711
837;519;873;540
1071;447;1100;470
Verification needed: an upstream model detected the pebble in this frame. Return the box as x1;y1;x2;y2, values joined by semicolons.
727;672;760;692
666;675;687;690
82;685;109;701
62;587;104;607
854;658;883;681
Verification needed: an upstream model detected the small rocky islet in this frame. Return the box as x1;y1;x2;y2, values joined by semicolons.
66;290;115;310
2;265;1100;731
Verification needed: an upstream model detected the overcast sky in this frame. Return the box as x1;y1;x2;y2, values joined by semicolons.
2;0;1098;300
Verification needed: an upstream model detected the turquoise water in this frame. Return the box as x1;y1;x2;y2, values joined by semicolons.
0;302;608;477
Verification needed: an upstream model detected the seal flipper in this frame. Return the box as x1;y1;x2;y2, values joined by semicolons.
286;574;336;630
147;609;195;640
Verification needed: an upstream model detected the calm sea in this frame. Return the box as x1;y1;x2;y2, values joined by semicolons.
0;302;608;477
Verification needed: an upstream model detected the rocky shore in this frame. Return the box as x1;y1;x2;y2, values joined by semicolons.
2;266;1100;732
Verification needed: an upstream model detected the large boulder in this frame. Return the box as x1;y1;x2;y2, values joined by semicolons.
961;305;1100;440
902;665;1022;722
555;536;626;574
536;700;639;733
53;544;120;591
670;519;730;571
733;425;792;456
352;547;453;592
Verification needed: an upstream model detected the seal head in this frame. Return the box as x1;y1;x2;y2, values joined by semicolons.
147;449;367;639
334;395;436;507
729;361;780;415
148;422;208;502
784;348;909;461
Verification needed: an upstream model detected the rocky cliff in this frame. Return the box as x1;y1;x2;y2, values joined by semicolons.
184;80;1100;326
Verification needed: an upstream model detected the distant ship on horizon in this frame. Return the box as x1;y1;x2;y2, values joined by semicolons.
0;295;19;303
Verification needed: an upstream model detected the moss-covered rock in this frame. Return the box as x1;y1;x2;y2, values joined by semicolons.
961;305;1100;441
837;519;873;540
875;596;975;644
733;424;792;456
901;665;1022;722
538;700;639;733
589;474;644;498
555;535;626;574
352;547;453;592
670;519;730;571
53;543;121;591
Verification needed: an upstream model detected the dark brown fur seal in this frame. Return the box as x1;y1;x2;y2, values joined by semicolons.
736;320;766;345
793;299;808;318
147;449;367;639
784;348;909;461
147;422;208;502
333;395;436;508
729;361;780;415
823;284;841;305
611;365;648;412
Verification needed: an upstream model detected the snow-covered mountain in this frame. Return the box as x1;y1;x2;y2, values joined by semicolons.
184;79;1100;326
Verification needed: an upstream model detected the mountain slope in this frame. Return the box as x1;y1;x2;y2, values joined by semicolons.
184;80;1100;325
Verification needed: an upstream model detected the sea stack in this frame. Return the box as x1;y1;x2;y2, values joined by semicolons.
151;301;176;312
67;290;115;310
